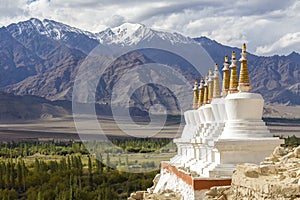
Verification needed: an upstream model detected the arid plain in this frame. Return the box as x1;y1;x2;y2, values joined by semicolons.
0;104;299;142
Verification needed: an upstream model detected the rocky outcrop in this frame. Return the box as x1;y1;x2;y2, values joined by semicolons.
204;185;232;200
204;145;300;200
128;174;183;200
128;190;182;200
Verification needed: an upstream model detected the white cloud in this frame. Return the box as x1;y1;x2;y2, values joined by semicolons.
256;32;300;55
0;0;299;55
104;15;125;27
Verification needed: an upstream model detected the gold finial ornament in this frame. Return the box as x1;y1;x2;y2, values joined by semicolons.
198;77;205;107
203;75;209;104
242;43;246;51
193;80;199;109
207;69;214;103
213;64;221;98
229;51;239;93
238;43;251;92
222;55;230;97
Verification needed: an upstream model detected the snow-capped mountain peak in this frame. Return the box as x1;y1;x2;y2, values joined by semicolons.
97;22;194;46
96;22;149;45
7;18;97;41
111;22;144;36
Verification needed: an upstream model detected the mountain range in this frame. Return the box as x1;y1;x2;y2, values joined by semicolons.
0;18;299;117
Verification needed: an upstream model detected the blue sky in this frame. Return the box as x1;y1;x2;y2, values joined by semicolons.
1;0;300;56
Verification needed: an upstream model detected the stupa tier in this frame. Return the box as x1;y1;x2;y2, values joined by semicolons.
153;44;283;199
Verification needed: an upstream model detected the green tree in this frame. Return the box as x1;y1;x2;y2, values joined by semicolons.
34;158;40;173
21;160;27;190
87;156;93;188
106;153;110;172
95;154;103;173
66;156;71;170
16;161;22;190
118;154;122;167
125;155;129;167
37;190;43;200
59;158;67;171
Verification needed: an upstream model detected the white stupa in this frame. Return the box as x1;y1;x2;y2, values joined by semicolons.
153;44;283;200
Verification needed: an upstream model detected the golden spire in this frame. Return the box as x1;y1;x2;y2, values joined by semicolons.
207;69;214;103
242;43;246;51
213;64;221;98
198;77;205;107
193;80;199;109
222;55;230;97
229;51;238;93
238;43;251;92
203;74;209;104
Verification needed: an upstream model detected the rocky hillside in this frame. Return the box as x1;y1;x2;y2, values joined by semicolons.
0;92;70;120
204;145;300;200
0;18;299;114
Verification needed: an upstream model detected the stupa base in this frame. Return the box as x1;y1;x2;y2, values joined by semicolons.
153;162;231;200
